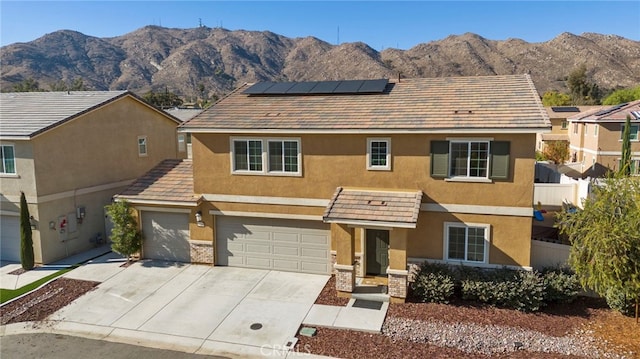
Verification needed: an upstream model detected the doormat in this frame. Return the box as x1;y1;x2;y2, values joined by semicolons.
352;299;383;310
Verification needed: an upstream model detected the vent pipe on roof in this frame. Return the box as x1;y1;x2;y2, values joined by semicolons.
398;72;401;83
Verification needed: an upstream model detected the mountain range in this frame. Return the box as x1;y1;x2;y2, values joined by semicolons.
1;26;639;99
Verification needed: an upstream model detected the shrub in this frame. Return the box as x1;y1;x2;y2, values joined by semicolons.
461;268;545;312
604;287;636;317
541;267;580;304
410;262;456;304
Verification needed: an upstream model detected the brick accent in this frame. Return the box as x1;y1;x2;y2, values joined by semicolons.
334;264;355;292
189;240;213;264
331;252;363;277
388;269;408;299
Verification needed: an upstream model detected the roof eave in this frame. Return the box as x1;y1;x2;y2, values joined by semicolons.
181;127;552;135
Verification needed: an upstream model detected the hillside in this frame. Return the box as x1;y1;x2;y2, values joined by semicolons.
1;26;639;98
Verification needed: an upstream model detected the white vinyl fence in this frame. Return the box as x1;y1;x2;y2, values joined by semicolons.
530;239;571;270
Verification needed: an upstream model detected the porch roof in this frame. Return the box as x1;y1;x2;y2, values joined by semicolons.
323;187;423;229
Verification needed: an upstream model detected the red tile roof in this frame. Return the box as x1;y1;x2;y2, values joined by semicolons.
182;75;550;133
116;159;198;205
323;187;423;228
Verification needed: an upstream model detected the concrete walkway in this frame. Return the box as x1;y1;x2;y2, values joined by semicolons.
303;299;389;333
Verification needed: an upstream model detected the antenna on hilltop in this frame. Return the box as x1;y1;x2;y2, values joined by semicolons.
337;26;340;45
199;18;203;27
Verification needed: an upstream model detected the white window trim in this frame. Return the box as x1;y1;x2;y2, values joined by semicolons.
177;134;186;152
593;124;598;137
443;222;490;264
230;137;302;177
620;124;640;142
0;143;17;176
137;136;148;157
561;121;568;130
366;137;391;171
447;140;490;180
584;124;588;135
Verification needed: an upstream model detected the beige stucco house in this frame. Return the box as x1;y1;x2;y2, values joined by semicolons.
536;106;598;153
0;91;183;264
116;75;550;302
567;100;640;177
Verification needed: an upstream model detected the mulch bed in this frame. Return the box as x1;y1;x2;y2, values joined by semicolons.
314;275;349;306
0;278;98;325
7;268;30;275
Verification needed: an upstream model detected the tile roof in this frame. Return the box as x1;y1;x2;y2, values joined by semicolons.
541;134;569;141
116;159;198;205
166;108;204;122
545;106;599;118
323;187;423;228
567;100;640;122
182;75;550;133
0;91;180;139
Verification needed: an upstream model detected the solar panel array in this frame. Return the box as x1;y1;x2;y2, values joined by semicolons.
594;103;628;116
551;106;580;113
243;79;389;95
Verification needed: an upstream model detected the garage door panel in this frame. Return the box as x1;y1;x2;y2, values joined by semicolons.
1;215;20;262
142;211;190;263
216;216;330;274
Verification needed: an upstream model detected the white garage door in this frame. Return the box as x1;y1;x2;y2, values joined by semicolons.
216;216;330;274
142;211;190;262
1;215;21;262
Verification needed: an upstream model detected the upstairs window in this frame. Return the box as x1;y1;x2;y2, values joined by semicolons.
594;124;599;137
0;145;16;174
232;138;301;176
621;124;639;141
561;121;568;130
137;136;147;156
367;138;391;170
431;140;510;181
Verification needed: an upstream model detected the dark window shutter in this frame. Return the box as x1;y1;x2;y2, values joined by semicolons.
431;141;449;178
490;141;510;180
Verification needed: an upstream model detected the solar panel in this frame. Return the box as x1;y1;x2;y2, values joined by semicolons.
333;80;365;93
594;103;628;116
286;82;318;94
308;81;341;94
243;82;276;94
358;79;389;93
263;82;297;94
551;106;580;113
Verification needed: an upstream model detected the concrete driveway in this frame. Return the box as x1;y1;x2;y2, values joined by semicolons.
48;259;330;357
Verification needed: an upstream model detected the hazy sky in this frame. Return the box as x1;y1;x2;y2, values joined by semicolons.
1;1;639;49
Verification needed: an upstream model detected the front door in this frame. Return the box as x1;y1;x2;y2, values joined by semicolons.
366;229;389;276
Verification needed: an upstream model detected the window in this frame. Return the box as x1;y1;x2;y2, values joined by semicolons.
561;121;568;130
0;145;16;174
584;124;588;135
231;138;301;175
445;223;489;263
177;134;186;152
268;140;299;173
573;123;578;134
621;124;639;141
431;140;510;180
367;138;391;170
137;136;147;156
594;124;598;137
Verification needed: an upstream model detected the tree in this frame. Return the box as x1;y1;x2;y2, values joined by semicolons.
49;77;89;92
541;91;571;106
620;115;632;176
19;192;35;270
105;200;141;262
602;85;640;105
12;78;43;92
566;64;601;105
543;141;570;165
557;175;640;318
142;88;183;109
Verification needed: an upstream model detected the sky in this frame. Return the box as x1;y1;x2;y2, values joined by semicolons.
1;1;639;49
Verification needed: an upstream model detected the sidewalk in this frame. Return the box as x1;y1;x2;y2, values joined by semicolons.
0;245;114;290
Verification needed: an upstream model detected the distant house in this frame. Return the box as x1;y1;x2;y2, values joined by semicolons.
116;75;550;302
567;100;640;177
165;107;204;159
0;91;183;264
536;106;598;153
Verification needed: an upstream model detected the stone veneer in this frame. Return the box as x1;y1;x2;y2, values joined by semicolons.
331;251;363;277
387;269;408;299
334;264;355;292
189;240;213;264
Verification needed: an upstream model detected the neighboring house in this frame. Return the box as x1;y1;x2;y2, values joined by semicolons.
567;100;640;177
0;91;183;264
116;75;550;302
536;106;598;153
165;107;204;159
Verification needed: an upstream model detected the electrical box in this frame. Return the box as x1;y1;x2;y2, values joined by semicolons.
76;206;86;220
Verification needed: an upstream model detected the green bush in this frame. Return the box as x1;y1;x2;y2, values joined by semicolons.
604;288;636;317
461;268;545;312
541;267;581;304
410;262;456;303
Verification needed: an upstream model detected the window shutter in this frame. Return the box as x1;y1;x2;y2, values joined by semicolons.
430;141;449;178
490;141;510;180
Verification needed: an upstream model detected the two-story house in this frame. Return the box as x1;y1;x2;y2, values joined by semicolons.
0;91;183;264
567;100;640;176
116;75;550;302
536;106;598;153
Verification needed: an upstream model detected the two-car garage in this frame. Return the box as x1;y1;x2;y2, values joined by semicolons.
140;210;331;275
216;216;331;275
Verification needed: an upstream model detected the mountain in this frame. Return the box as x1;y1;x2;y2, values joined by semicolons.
2;26;639;99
